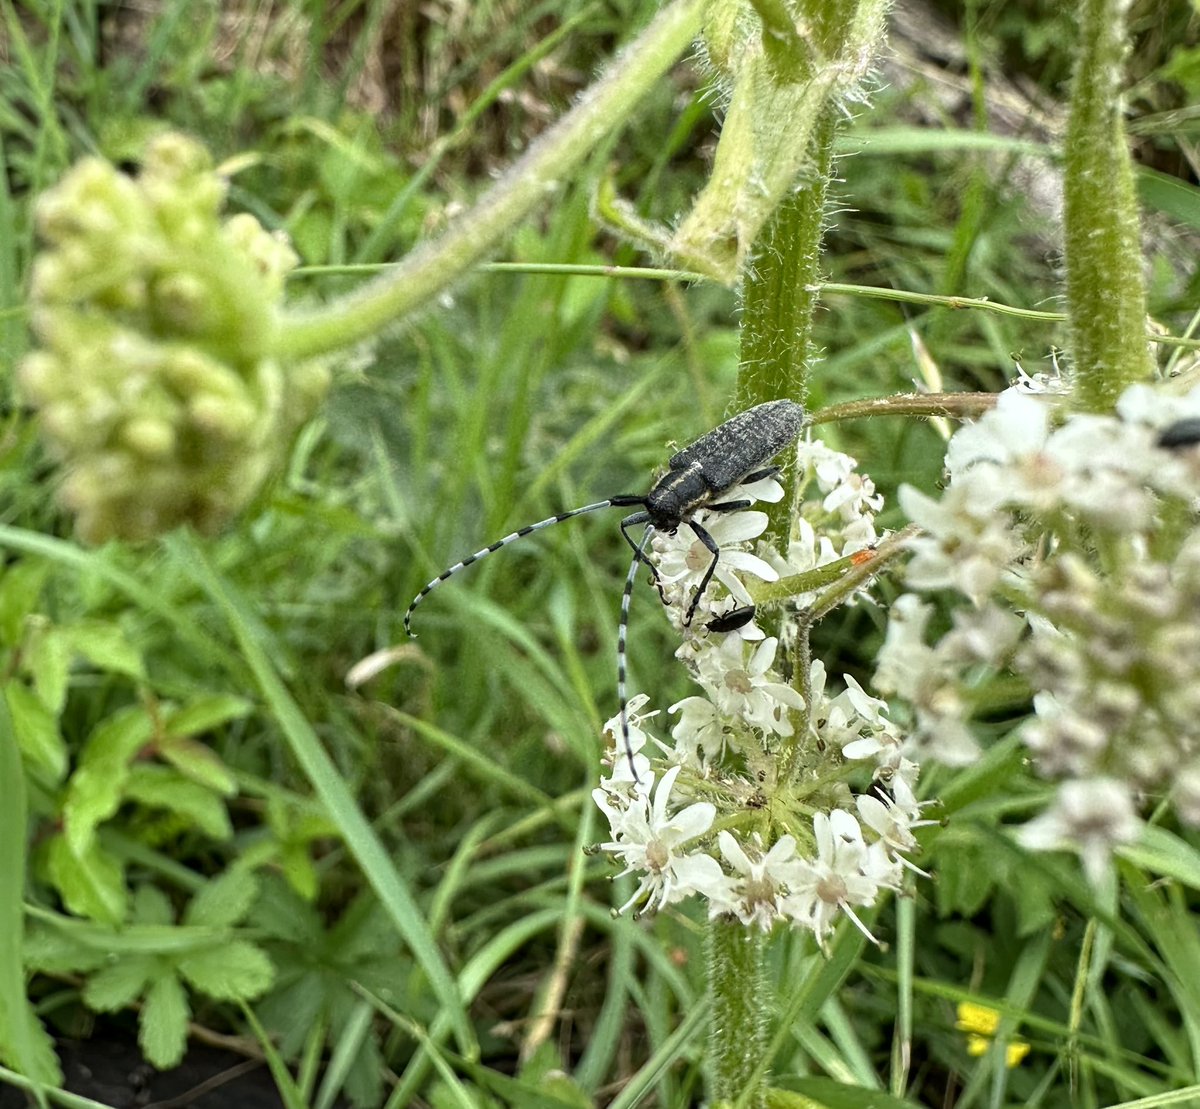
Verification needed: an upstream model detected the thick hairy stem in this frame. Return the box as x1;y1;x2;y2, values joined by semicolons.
274;0;707;360
707;917;769;1109
1063;0;1154;410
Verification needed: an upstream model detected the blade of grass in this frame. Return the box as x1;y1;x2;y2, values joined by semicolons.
0;1066;112;1109
606;995;712;1109
313;999;373;1109
0;693;54;1104
239;1001;310;1109
164;530;476;1060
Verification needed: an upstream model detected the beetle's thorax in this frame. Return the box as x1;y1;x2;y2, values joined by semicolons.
645;463;710;530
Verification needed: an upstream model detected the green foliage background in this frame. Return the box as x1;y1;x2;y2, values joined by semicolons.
1;1;1199;1107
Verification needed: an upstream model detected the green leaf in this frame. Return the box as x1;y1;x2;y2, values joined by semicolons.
280;843;320;901
178;941;274;1001
1119;824;1200;889
45;836;128;925
249;875;324;945
184;869;260;928
163;693;254;739
4;682;67;781
169;532;476;1056
23;622;71;716
62;620;146;681
520;1044;592;1108
124;765;233;841
1136;165;1200;231
21;925;106;976
931;827;998;918
138;971;190;1069
64;705;155;855
158;738;237;795
0;560;49;645
132;884;176;926
82;955;155;1011
0;667;62;1093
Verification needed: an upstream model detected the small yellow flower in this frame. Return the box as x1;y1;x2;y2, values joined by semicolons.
956;1002;1031;1068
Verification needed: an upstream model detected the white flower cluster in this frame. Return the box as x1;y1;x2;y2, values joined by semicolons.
593;443;930;944
884;383;1200;882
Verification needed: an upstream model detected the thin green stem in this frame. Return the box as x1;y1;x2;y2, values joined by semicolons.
273;0;707;360
809;391;998;425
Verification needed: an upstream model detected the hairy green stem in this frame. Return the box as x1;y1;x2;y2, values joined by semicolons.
738;108;837;544
273;0;707;360
1063;0;1154;410
707;919;768;1109
810;391;998;424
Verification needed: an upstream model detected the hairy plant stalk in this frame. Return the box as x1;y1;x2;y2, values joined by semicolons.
738;107;838;544
274;0;707;360
703;0;891;1100
1063;0;1154;411
707;919;768;1109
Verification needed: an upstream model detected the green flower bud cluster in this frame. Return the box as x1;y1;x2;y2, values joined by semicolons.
20;133;329;542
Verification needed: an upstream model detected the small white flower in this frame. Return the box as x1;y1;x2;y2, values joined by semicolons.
598;693;657;786
708;831;801;930
1047;416;1157;529
875;594;980;767
596;765;723;913
946;389;1052;478
1016;778;1141;886
695;636;805;736
856;791;924;864
652;509;778;619
874;594;938;701
781;809;894;946
668;695;727;768
938;603;1026;667
1171;760;1200;827
729;474;786;503
899;483;1022;605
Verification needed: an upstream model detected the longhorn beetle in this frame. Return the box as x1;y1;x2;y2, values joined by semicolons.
404;399;807;774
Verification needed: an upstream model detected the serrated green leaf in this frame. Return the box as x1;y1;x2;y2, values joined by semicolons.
249;875;324;944
138;971;190;1069
65;706;155;855
0;561;49;645
82;955;155;1011
178;941;274;1001
63;620;146;681
45;837;128;925
158;738;237;795
163;694;254;739
124;765;233;841
4;682;66;780
24;623;71;716
184;869;259;928
4;1008;62;1090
